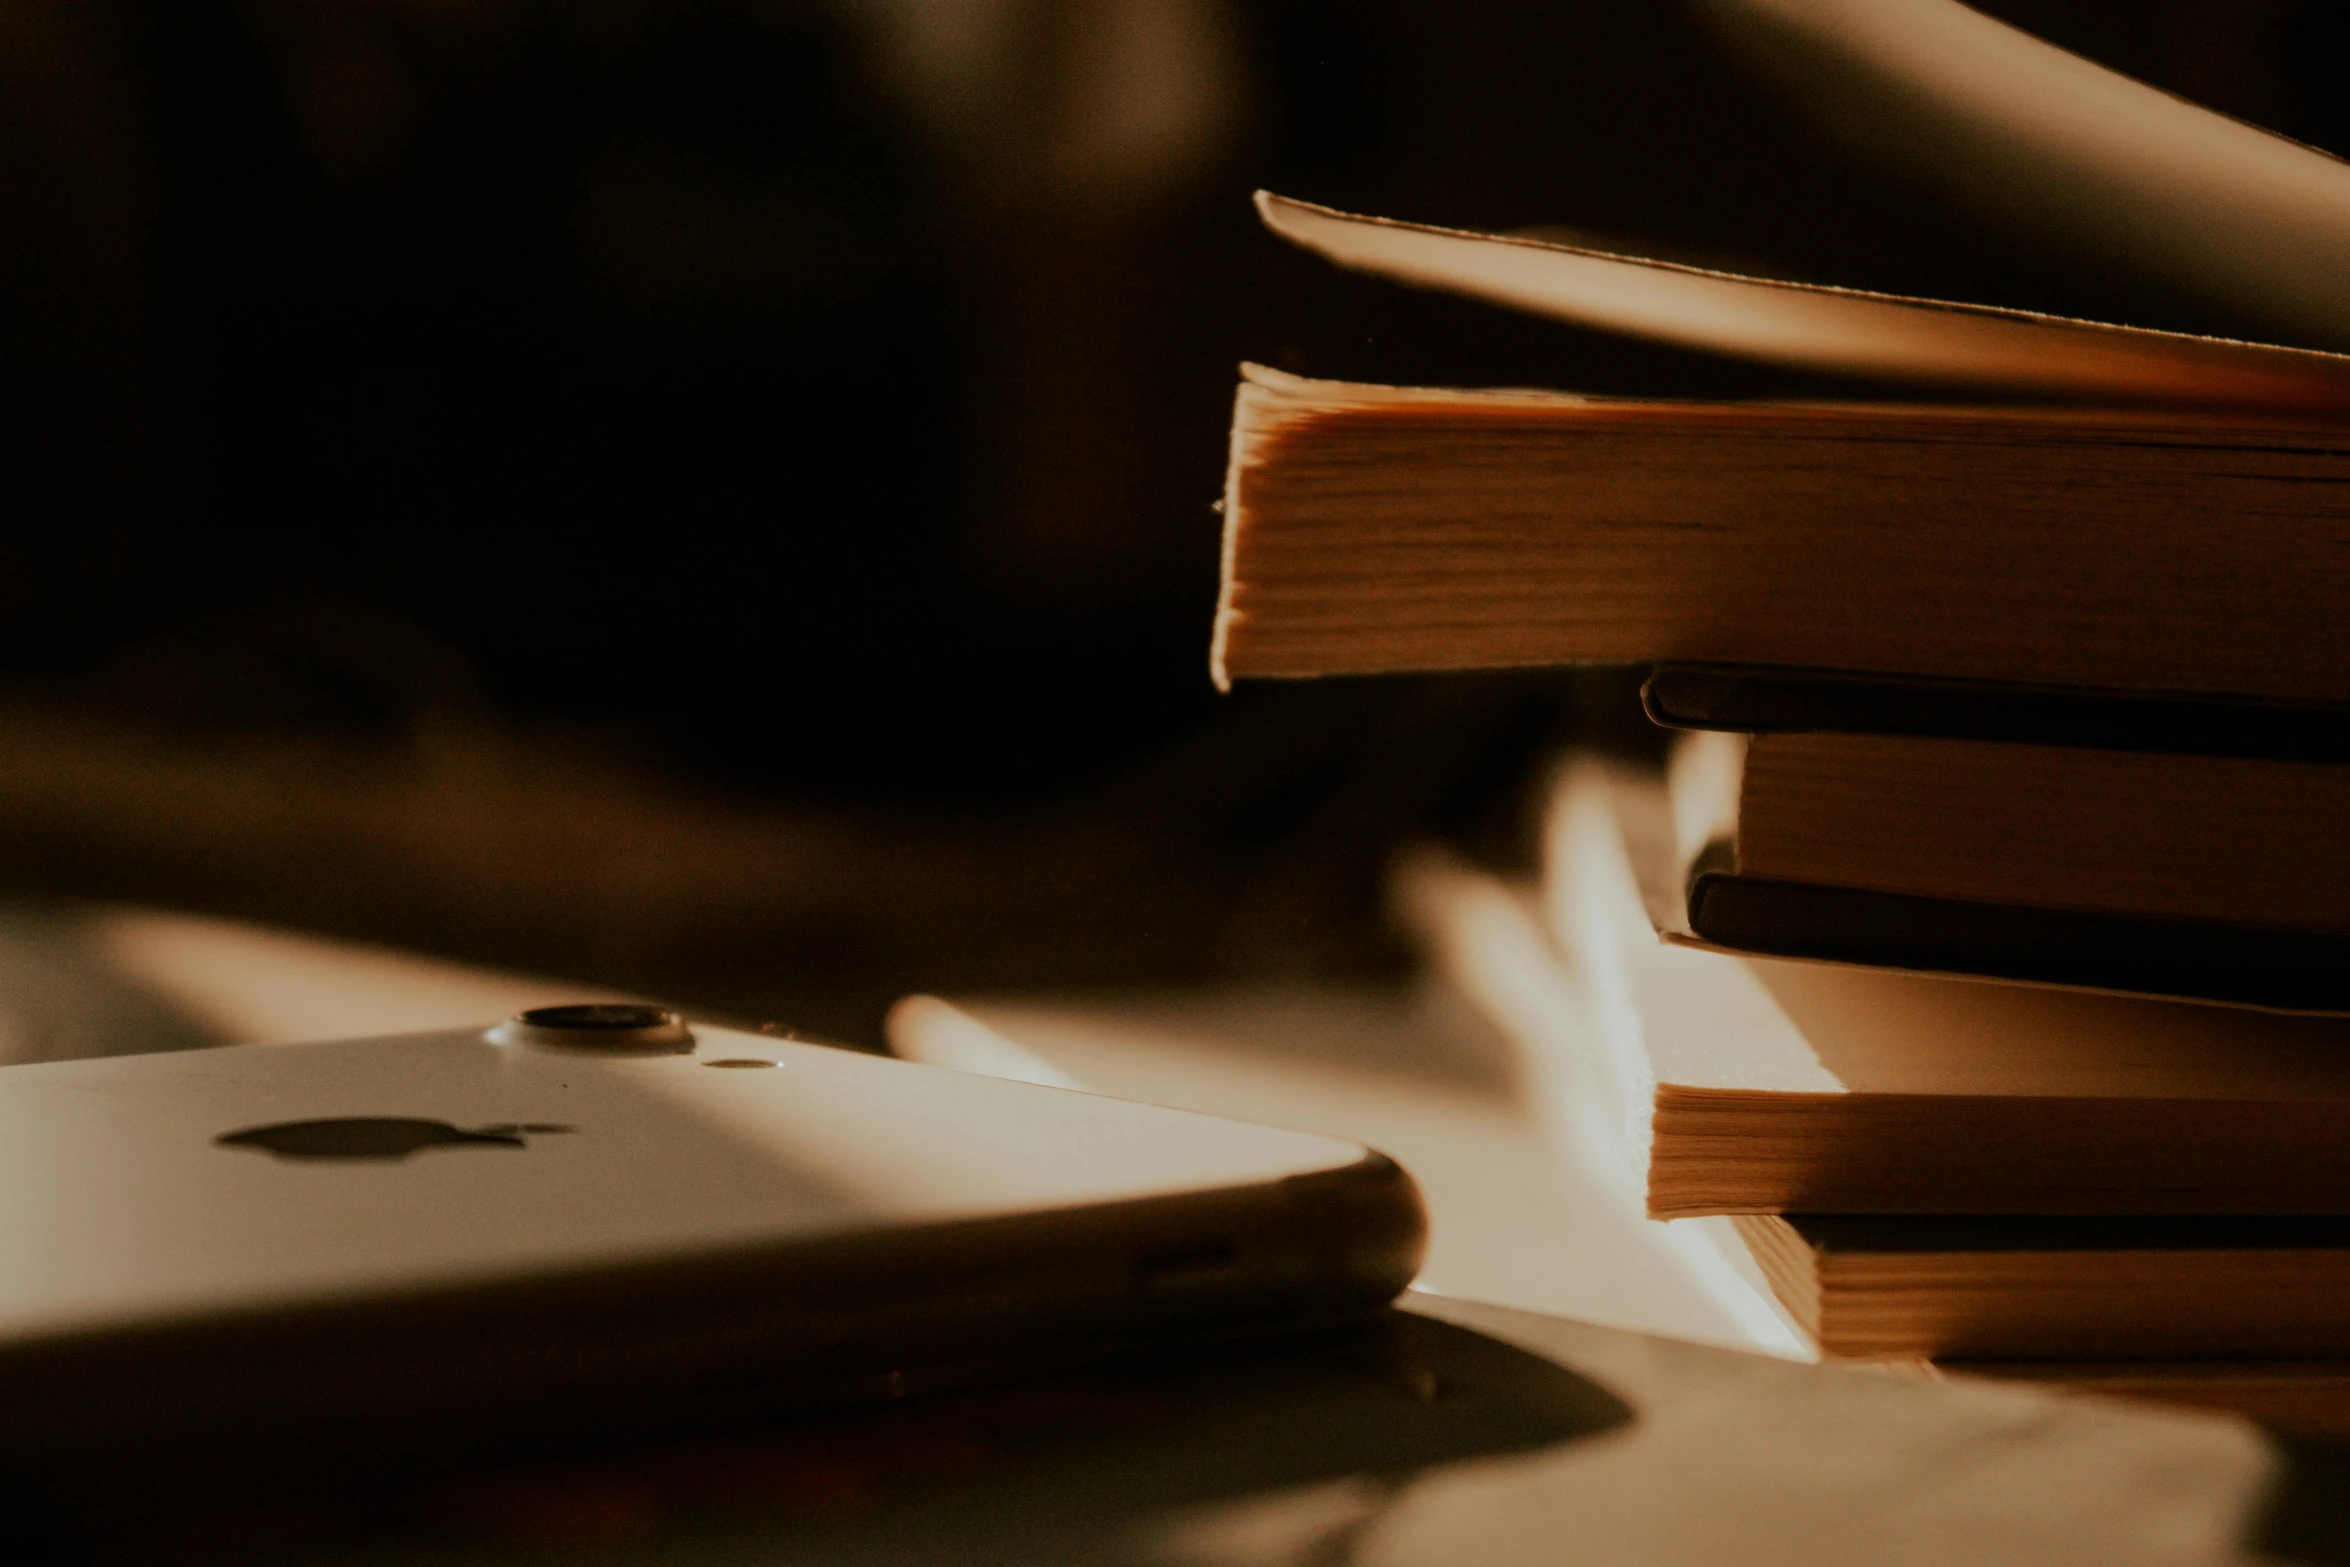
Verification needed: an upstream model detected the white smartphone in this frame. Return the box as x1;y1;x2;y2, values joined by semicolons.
0;1004;1421;1473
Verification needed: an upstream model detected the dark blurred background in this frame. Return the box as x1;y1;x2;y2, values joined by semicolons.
0;0;2340;1040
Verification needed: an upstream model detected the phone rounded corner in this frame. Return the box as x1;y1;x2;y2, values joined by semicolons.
1281;1149;1429;1309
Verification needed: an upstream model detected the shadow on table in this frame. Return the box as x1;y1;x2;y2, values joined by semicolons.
39;1312;1631;1565
2252;1438;2350;1566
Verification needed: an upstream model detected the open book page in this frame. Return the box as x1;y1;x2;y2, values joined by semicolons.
1701;0;2350;351
1257;192;2350;411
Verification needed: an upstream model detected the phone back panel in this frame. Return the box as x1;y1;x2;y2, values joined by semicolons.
0;1024;1394;1343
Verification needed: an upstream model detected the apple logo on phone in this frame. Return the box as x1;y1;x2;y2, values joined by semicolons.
216;1119;576;1162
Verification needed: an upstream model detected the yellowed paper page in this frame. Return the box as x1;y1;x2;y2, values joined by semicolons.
1256;192;2350;411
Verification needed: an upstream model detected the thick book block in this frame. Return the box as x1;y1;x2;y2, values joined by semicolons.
1216;369;2350;702
1734;1213;2350;1361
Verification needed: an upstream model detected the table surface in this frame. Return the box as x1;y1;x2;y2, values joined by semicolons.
5;902;2345;1563
60;1291;2319;1567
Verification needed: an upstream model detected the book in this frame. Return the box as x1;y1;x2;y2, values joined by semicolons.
1386;806;2350;1432
1545;761;2350;1217
1216;360;2350;701
1210;9;2350;703
1733;1213;2350;1362
1653;725;2350;1010
1196;0;2350;1444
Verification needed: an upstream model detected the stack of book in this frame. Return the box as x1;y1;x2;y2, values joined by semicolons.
1536;753;2350;1432
1213;6;2350;1431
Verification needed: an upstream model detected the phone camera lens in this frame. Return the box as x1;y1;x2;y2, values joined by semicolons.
520;1004;677;1032
489;1004;694;1054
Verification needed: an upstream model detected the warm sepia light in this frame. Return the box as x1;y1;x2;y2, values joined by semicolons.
1396;843;1811;1360
90;909;629;1047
